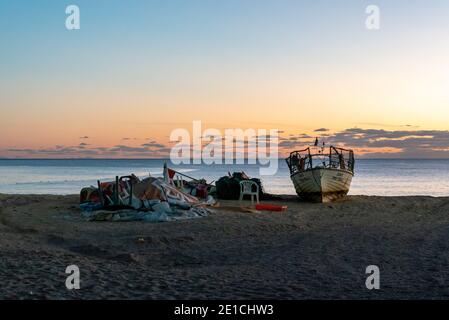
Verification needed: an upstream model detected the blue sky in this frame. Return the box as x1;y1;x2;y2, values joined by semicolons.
3;0;448;84
1;0;449;158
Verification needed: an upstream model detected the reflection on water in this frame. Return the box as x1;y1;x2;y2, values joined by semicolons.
0;159;449;196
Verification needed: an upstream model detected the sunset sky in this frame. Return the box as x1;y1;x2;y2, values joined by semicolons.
1;0;449;158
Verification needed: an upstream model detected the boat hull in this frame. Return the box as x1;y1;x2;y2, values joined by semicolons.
290;168;353;203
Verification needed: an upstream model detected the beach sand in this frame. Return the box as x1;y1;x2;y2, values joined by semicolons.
1;193;449;299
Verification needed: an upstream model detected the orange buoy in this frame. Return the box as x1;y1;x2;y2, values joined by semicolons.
255;204;287;212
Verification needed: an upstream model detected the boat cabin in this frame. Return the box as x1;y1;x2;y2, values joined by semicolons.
286;146;355;175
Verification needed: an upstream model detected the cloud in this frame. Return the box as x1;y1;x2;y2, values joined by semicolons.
274;128;449;158
278;134;314;149
79;136;90;139
314;128;329;132
4;140;171;158
280;133;312;141
109;145;149;153
122;137;141;141
7;146;100;156
357;122;420;129
141;142;166;148
324;128;449;157
5;129;449;159
279;140;302;148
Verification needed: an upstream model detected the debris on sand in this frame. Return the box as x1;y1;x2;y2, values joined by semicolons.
79;164;214;222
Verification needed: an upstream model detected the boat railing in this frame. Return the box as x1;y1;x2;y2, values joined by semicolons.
286;147;354;174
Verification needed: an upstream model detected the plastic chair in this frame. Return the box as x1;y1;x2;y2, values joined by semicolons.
239;180;259;205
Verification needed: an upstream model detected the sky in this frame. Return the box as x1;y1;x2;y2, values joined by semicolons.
1;0;449;158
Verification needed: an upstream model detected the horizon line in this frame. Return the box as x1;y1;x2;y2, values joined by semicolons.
1;157;449;161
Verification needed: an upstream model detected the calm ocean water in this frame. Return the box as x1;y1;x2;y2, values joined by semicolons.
0;159;449;196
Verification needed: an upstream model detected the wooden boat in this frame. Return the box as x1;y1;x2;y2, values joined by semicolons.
285;146;355;203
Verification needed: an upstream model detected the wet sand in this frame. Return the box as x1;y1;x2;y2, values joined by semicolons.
1;193;449;299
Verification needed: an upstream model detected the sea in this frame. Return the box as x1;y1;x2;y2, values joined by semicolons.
0;159;449;196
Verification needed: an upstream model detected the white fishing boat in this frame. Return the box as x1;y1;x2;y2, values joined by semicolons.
285;146;355;203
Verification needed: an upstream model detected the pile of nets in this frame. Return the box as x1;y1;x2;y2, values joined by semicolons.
215;172;265;200
80;176;214;222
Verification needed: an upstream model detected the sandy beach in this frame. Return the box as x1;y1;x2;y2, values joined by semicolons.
1;193;449;300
